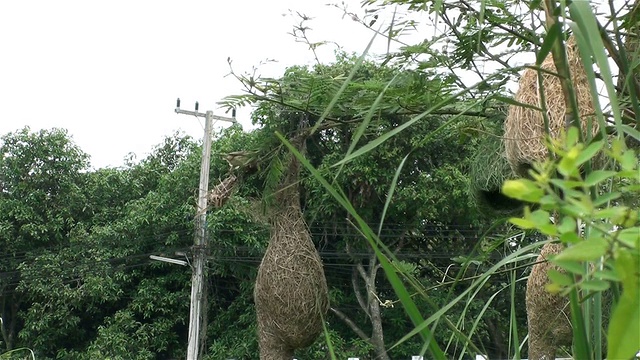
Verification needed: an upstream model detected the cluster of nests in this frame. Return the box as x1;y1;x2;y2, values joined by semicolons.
218;36;605;359
471;36;605;359
471;37;599;215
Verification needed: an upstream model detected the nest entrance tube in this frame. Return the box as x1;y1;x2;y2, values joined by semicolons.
469;133;522;214
254;135;329;359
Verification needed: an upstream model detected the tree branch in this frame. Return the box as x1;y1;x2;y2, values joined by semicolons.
352;264;371;318
330;307;371;342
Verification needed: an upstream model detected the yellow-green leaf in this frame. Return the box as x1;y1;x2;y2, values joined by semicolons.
580;279;610;292
548;269;573;286
575;140;604;166
584;170;616;187
502;179;544;202
554;237;608;262
509;217;536;229
608;252;640;360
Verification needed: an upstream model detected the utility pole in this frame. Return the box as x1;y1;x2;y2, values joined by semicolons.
174;98;236;360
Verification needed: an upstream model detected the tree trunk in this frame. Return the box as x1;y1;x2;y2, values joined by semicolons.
0;292;19;351
357;254;390;360
485;317;508;360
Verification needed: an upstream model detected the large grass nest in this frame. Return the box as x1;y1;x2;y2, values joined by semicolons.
504;37;599;177
470;133;522;214
254;153;329;359
526;242;572;360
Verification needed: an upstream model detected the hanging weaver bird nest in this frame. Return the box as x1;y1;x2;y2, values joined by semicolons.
469;133;522;214
504;37;599;177
526;241;572;360
254;151;329;359
207;174;237;209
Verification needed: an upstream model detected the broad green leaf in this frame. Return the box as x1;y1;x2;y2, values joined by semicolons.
554;237;608;262
559;231;581;244
620;149;638;171
547;269;573;286
538;224;558;236
539;194;559;208
502;179;544;202
593;191;621;207
580;279;610;292
557;146;580;177
557;217;576;234
608;252;640;360
575;140;604;166
594;269;621;282
594;206;628;221
549;178;583;190
584;170;617;187
561;203;587;219
509;217;536;229
553;259;586;276
617;227;640;248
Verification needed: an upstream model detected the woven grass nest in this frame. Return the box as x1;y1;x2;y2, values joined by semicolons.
254;157;329;359
526;242;572;359
504;37;599;177
470;133;522;213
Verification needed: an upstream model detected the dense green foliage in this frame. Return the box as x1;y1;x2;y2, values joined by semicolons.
0;55;519;359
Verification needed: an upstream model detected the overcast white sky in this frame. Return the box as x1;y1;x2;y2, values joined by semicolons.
0;1;401;169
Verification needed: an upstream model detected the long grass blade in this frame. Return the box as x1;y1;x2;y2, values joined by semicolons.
310;31;378;135
276;131;447;359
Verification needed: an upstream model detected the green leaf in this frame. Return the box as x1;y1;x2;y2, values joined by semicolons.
502;179;544;202
584;170;617;187
593;191;621;207
554;237;608;262
607;252;640;360
620;124;640;141
553;259;586;276
580;279;610;292
509;217;536;229
617;228;640;248
557;217;577;234
569;1;625;143
547;269;573;286
557;146;580;177
595;206;629;223
560;231;582;244
620;149;638;171
549;178;583;190
537;24;561;65
594;269;621;282
575;140;604;166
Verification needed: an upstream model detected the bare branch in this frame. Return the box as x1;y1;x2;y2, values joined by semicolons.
352;264;371;318
330;307;371;342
